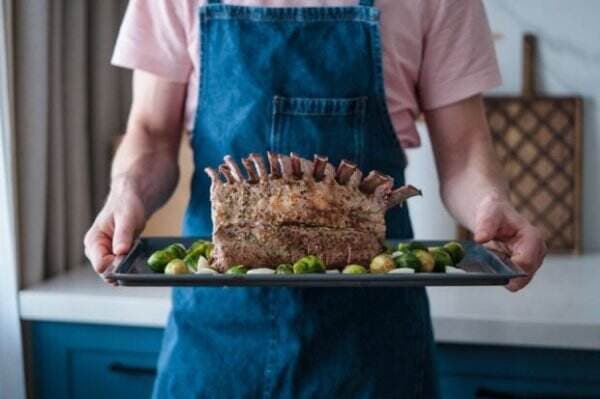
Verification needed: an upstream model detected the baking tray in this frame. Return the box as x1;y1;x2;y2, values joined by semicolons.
107;237;526;287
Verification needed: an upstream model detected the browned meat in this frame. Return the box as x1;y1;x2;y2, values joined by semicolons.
205;153;421;271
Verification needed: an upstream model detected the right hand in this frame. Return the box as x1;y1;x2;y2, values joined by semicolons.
84;178;147;281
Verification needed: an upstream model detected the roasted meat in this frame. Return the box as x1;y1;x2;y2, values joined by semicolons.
205;152;421;271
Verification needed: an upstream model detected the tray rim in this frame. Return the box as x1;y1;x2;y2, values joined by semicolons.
106;236;527;287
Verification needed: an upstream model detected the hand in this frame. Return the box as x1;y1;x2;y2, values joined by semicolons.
84;177;147;283
473;193;547;292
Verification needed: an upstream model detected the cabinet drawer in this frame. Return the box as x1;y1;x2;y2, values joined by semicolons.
71;349;157;399
31;322;163;399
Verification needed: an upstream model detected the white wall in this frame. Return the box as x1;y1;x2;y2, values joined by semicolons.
407;0;600;251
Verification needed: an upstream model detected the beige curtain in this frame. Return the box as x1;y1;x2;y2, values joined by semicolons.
13;1;131;286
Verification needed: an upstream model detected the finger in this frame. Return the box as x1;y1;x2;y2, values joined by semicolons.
474;207;502;243
511;227;545;274
112;214;137;255
84;233;115;274
505;275;531;292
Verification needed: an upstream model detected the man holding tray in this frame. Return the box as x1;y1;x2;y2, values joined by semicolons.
84;0;546;397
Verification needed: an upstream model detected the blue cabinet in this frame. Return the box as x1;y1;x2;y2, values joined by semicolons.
437;344;600;398
31;322;163;399
31;322;600;399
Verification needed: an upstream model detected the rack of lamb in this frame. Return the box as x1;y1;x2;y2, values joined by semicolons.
205;152;421;272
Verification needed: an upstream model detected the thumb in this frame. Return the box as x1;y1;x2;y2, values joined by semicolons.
474;208;502;244
112;213;137;255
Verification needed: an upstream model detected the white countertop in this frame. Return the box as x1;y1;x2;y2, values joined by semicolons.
19;254;600;350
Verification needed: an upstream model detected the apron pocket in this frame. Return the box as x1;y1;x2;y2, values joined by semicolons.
270;96;367;166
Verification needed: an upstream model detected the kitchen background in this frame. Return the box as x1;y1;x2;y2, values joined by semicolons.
1;1;599;399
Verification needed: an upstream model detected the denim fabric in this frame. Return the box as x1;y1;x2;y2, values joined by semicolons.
153;1;438;398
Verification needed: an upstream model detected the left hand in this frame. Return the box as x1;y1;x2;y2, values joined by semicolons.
473;193;547;292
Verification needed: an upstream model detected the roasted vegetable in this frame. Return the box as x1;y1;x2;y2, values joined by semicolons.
147;250;176;273
413;249;435;273
164;259;190;275
188;240;210;254
275;264;294;274
226;265;248;275
369;254;395;274
196;255;210;270
397;241;428;253
429;247;454;273
394;252;421;271
183;248;204;272
343;264;368;274
388;267;415;274
443;241;465;264
293;255;326;274
165;243;186;259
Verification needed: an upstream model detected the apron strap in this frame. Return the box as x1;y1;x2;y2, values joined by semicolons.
207;0;222;4
359;0;375;6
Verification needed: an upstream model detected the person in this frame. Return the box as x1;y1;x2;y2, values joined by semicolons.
84;0;546;397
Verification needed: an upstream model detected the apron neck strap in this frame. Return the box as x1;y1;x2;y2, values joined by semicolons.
359;0;375;6
207;0;222;4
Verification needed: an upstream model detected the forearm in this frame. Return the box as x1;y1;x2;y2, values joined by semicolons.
438;131;509;231
111;123;181;217
425;95;510;232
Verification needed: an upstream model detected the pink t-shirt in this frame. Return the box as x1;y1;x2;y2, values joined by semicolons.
112;0;501;148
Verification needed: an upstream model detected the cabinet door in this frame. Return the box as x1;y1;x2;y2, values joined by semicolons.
31;322;163;399
437;344;600;399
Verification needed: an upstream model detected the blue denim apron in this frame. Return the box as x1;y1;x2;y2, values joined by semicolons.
153;1;438;398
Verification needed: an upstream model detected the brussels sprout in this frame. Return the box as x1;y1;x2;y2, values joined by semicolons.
293;255;326;274
165;243;186;259
205;243;215;259
183;248;204;272
369;254;395;274
394;252;421;271
147;250;176;273
443;241;466;264
164;259;190;275
429;247;454;273
397;242;428;253
343;264;368;274
413;249;435;273
226;265;248;275
196;255;210;270
276;264;294;274
247;268;276;275
188;240;210;254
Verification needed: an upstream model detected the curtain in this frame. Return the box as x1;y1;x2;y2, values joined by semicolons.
13;1;131;286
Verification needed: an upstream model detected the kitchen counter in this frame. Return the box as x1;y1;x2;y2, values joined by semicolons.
19;254;600;350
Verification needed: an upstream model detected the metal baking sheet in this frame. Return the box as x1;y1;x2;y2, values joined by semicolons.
107;237;526;287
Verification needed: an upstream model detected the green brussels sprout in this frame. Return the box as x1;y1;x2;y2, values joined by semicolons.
369;254;395;274
413;249;435;273
188;240;210;254
429;247;454;273
443;241;466;264
293;255;326;274
343;264;368;274
183;247;204;272
165;243;186;259
397;241;428;253
147;250;176;273
164;259;190;275
394;252;421;271
276;264;294;274
205;243;215;261
226;265;248;275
